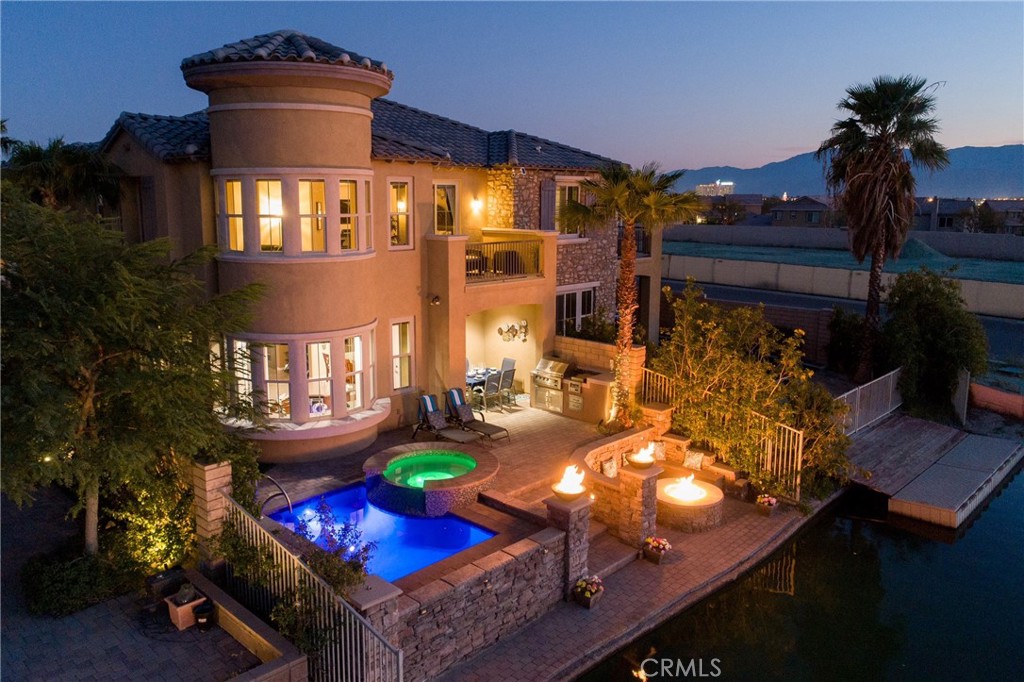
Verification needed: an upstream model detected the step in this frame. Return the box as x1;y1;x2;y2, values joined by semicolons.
587;532;637;579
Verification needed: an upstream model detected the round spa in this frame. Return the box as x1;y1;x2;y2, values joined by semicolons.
656;476;725;533
363;444;499;517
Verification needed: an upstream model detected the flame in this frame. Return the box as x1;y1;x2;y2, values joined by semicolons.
632;442;655;463
664;474;707;503
554;465;586;494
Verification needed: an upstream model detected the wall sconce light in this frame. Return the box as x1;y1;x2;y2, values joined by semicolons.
470;198;483;214
496;320;528;342
429;295;442;306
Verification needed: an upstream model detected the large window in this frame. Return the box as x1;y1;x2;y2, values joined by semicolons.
306;341;332;417
556;285;597;336
556;183;584;235
299;180;326;252
215;173;372;258
224;180;244;251
391;321;412;390
339;180;358;250
434;183;456;235
257;180;284;252
265;343;290;418
344;336;364;409
389;181;411;247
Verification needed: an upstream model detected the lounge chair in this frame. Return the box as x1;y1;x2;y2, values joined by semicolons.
446;388;510;442
412;394;482;444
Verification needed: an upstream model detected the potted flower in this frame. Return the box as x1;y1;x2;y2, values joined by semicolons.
642;536;672;564
572;575;604;609
164;582;207;630
755;494;779;517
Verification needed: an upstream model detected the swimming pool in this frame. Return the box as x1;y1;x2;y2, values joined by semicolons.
267;483;496;582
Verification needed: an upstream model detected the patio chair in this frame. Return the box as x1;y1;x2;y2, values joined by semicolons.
412;394;482;444
446;388;510;442
472;372;503;411
500;357;516;372
498;368;518;408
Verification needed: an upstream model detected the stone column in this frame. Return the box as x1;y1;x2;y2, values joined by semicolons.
348;576;404;682
544;495;592;598
617;464;663;548
192;461;232;563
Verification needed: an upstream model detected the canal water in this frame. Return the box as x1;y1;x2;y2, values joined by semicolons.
577;467;1024;681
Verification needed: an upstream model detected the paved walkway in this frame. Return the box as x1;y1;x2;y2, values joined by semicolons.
434;490;836;682
0;490;261;682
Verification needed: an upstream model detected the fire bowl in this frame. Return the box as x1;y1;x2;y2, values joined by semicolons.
656;478;724;533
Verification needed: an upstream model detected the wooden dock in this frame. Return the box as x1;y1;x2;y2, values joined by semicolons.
848;414;1024;528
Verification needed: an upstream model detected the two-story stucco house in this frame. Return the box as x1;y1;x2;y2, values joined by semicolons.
99;30;664;463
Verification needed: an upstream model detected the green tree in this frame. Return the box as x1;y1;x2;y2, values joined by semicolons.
883;268;988;414
975;202;1007;234
4;136;120;212
1;189;264;556
706;197;747;225
1;119;17;156
561;163;702;426
652;283;851;497
815;75;949;382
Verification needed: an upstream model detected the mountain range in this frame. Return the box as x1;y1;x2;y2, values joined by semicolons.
675;144;1023;199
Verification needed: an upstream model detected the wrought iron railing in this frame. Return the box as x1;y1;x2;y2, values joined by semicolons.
640;368;805;501
617;226;652;257
222;497;403;682
835;368;903;435
465;238;542;283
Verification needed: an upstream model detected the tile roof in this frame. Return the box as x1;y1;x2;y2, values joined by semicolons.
180;29;390;77
99;111;211;162
101;99;618;169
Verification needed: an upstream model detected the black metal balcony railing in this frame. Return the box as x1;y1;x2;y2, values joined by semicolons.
465;239;542;283
617;226;652;258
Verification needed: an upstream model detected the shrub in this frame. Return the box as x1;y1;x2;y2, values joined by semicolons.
22;550;140;616
884;268;988;414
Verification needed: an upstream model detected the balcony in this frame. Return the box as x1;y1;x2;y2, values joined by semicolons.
465;238;542;283
617;226;652;258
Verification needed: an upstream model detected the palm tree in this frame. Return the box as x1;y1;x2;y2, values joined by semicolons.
815;75;949;383
562;163;702;426
5;136;120;212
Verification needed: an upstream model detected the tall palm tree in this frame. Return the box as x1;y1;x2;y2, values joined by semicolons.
562;162;702;426
816;75;949;382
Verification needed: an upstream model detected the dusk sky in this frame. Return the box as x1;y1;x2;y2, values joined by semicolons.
2;1;1022;170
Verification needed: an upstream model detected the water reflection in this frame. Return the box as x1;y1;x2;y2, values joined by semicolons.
579;469;1024;682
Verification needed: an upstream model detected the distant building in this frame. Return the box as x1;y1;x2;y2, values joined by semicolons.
697;193;764;224
981;199;1024;235
770;196;830;227
912;197;975;231
696;180;734;196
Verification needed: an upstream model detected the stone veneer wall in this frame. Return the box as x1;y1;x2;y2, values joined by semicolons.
486;168;515;229
554;337;647;398
395;528;566;682
555;230;618;315
568;428;658;543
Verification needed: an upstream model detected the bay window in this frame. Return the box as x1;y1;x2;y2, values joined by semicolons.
224;180;244;251
306;341;332;417
345;336;363;409
339;180;358;250
257;180;284;252
299;180;326;252
264;343;290;418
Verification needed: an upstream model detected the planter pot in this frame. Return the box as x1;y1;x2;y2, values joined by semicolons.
755;503;777;517
164;594;207;630
574;589;603;609
643;547;666;564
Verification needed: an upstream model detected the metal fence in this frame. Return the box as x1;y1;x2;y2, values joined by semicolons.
835;368;903;435
465;239;541;283
640;368;804;501
223;498;403;682
617;226;652;257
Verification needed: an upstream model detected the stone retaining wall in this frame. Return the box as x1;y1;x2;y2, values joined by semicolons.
396;528;565;682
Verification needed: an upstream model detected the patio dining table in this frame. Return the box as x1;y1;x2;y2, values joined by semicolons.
466;368;498;389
